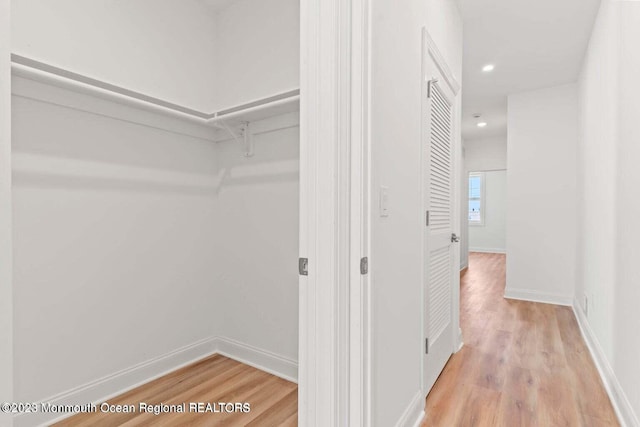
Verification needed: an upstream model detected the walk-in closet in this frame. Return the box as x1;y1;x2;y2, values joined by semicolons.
10;0;301;425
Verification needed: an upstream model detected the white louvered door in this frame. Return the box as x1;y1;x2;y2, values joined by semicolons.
423;74;456;394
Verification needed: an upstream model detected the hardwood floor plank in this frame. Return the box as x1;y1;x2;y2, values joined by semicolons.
496;365;538;427
424;252;619;426
244;389;298;427
452;384;502;426
53;251;619;426
536;370;582;426
53;355;298;427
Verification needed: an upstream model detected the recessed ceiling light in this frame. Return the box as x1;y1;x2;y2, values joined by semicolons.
482;64;495;72
477;122;488;128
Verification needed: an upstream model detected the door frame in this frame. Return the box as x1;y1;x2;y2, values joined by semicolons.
0;0;14;425
299;0;372;425
420;28;463;397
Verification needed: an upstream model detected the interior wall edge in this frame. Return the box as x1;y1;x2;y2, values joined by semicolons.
393;389;426;427
215;336;298;384
0;0;14;424
503;288;573;307
13;335;298;427
572;299;639;427
468;247;506;254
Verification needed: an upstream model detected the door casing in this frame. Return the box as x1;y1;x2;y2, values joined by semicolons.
299;0;372;425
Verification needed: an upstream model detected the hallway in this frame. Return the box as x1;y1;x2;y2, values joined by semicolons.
422;252;618;426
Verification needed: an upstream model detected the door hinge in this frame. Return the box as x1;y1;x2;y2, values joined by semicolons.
426;210;430;226
360;257;368;275
425;338;429;354
299;258;308;276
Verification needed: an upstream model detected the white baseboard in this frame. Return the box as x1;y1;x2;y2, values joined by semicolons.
395;390;425;427
456;327;464;352
215;336;298;384
504;288;573;306
572;300;639;427
469;247;506;254
15;336;297;427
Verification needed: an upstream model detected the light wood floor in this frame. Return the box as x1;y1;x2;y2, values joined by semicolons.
54;354;297;426
423;252;619;426
54;252;618;426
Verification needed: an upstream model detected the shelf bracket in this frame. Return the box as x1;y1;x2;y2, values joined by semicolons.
240;122;254;157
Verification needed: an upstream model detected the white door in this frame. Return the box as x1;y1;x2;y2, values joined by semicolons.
423;57;458;394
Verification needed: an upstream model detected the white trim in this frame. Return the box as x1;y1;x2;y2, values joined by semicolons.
349;0;372;425
11;55;300;128
468;247;506;254
572;300;639;427
503;288;573;306
456;328;464;352
394;390;426;427
14;336;298;427
15;337;217;427
299;0;358;425
215;336;298;383
0;1;14;425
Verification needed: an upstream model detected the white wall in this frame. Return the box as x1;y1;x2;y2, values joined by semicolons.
576;0;618;365
464;136;507;171
213;0;300;109
11;89;221;403
464;136;507;256
0;0;14;424
468;170;506;253
369;0;462;424
506;84;578;303
613;3;640;421
577;0;640;423
9;1;302;421
10;79;300;418
214;122;299;362
11;0;301;113
12;0;219;111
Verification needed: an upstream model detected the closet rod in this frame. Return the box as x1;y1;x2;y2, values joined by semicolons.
11;54;210;122
207;95;300;125
11;54;300;126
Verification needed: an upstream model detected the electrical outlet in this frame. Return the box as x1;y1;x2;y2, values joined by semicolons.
584;294;589;316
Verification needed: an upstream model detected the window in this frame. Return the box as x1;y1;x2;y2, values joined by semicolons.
468;172;484;226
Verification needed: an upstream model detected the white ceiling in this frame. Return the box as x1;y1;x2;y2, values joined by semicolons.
460;0;601;141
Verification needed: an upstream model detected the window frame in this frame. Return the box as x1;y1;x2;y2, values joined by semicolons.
468;171;485;227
